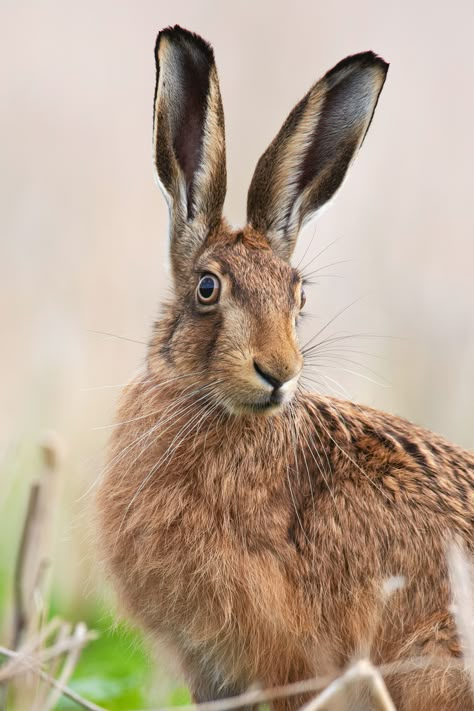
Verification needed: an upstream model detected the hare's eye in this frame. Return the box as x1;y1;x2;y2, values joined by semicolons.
197;274;220;305
300;288;306;310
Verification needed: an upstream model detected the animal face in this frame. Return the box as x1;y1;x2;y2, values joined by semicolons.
159;227;305;415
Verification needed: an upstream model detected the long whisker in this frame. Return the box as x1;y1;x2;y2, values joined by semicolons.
300;297;367;353
290;402;318;564
80;380;215;500
294;226;318;270
301;259;352;281
91;371;207;430
115;388;218;487
303;331;399;357
304;353;389;385
314;372;355;400
112;382;223;486
86;329;147;345
297;236;342;275
306;362;389;389
115;392;223;546
296;386;337;499
285;406;313;549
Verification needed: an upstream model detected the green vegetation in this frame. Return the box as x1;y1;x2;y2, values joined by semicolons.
54;613;190;710
0;444;191;711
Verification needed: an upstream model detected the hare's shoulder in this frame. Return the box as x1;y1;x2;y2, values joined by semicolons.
299;393;474;532
296;392;474;552
301;392;473;471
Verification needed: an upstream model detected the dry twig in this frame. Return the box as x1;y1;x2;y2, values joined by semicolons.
45;622;91;711
138;656;464;711
0;646;106;711
448;541;474;693
300;660;396;711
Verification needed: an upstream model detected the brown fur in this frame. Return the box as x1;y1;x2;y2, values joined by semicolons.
97;26;474;710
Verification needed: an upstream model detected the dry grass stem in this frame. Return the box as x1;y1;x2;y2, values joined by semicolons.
448;541;474;693
43;622;72;688
11;435;61;650
0;646;106;711
142;656;465;711
301;660;396;711
0;627;97;683
0;435;100;711
0;617;61;682
45;622;91;711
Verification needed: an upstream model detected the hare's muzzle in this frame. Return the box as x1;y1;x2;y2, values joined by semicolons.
251;357;302;410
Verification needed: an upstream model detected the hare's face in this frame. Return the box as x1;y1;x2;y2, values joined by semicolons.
152;27;387;415
165;229;304;416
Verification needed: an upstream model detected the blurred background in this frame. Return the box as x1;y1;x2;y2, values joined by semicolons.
1;0;473;707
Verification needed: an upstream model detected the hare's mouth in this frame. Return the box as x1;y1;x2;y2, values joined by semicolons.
232;400;282;417
227;389;294;417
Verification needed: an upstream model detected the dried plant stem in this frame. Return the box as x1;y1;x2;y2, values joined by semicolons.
0;617;62;682
43;622;72;689
11;482;41;649
300;660;396;711
0;647;106;711
140;656;464;711
11;436;61;651
0;627;97;683
448;541;474;692
45;623;91;711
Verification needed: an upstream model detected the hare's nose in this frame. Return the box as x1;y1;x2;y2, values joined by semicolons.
253;361;283;390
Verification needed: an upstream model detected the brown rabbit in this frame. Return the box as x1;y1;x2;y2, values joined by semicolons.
97;25;474;710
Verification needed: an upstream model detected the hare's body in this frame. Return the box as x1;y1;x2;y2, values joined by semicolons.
99;267;474;708
98;26;474;710
99;355;474;708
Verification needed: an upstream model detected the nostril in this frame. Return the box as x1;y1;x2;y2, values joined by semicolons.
253;361;282;390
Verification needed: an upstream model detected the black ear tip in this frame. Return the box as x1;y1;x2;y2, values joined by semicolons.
154;25;215;63
362;50;390;73
325;51;389;84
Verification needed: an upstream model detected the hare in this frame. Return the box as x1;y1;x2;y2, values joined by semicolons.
97;25;474;710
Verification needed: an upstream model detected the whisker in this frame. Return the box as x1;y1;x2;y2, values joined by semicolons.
112;383;223;484
91;371;207;430
305;362;389;389
300;297;367;353
80;381;217;500
285;406;313;549
301;259;352;281
115;395;222;545
304;353;388;385
294;226;318;270
297;386;337;490
303;331;399;357
297;236;342;275
86;329;147;346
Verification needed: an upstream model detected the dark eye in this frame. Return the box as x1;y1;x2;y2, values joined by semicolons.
300;288;306;310
197;274;221;305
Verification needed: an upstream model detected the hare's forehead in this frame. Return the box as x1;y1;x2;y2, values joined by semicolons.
197;246;300;306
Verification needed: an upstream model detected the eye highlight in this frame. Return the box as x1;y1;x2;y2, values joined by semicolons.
197;273;221;305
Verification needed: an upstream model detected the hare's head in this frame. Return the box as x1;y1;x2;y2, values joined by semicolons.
152;26;388;416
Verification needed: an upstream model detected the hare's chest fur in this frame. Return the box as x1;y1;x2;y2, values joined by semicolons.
99;392;308;671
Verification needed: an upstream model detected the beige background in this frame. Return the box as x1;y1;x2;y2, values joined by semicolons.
1;0;473;604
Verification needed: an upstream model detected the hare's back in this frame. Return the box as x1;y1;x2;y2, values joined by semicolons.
300;393;474;540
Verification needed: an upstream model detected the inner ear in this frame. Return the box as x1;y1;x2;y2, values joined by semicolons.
296;68;377;203
172;50;210;213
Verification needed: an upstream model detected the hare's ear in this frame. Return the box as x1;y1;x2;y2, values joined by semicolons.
153;26;226;280
247;52;388;261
